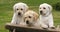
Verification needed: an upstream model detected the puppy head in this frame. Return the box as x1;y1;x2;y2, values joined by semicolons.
13;2;29;16
23;10;39;26
39;3;52;16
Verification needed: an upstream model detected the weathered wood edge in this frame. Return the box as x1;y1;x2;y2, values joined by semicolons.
5;23;60;32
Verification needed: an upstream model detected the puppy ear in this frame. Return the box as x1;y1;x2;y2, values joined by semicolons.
24;5;29;12
26;7;29;12
23;15;26;22
13;5;16;13
33;13;39;21
48;5;52;11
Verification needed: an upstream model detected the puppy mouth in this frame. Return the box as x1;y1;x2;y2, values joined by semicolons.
40;11;43;15
18;12;22;16
26;20;32;24
26;20;30;24
40;11;46;15
26;21;33;27
18;12;21;15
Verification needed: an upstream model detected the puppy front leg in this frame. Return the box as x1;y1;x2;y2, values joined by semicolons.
11;14;17;24
49;18;55;29
40;23;48;29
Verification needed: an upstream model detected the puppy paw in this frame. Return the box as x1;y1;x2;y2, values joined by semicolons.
41;27;48;29
43;28;48;30
49;26;55;29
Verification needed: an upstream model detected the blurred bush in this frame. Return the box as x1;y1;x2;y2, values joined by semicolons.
53;2;60;11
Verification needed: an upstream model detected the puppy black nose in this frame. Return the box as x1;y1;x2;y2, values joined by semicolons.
40;11;43;14
26;20;29;24
18;13;21;15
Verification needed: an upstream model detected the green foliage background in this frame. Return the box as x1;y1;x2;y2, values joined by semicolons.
0;0;60;32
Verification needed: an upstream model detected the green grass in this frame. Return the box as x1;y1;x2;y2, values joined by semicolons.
0;0;60;32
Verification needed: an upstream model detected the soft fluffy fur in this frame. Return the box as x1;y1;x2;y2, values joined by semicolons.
39;3;54;28
23;10;39;27
11;2;28;24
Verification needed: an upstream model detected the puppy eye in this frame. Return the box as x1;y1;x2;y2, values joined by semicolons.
43;7;46;9
21;8;23;10
17;9;19;10
29;16;31;18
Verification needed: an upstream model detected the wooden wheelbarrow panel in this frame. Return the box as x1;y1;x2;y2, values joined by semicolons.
5;23;60;32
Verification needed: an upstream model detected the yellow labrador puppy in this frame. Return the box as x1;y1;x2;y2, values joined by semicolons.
23;10;39;27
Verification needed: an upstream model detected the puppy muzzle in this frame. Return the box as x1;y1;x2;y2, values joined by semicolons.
18;12;21;15
26;20;33;27
40;11;43;14
26;20;29;24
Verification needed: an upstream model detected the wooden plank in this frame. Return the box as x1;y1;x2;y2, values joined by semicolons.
5;23;60;32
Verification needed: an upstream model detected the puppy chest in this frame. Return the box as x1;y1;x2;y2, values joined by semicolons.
41;17;49;23
17;17;23;22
